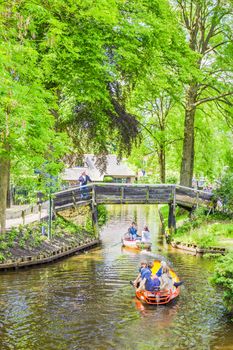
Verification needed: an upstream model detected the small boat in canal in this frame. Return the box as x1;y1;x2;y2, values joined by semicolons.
121;237;152;250
135;260;180;305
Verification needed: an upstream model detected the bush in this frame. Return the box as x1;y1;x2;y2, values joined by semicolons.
97;205;108;226
174;228;218;248
214;171;233;212
103;176;114;183
212;252;233;314
0;253;5;262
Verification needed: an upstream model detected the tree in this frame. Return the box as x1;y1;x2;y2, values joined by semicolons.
130;92;184;183
176;0;233;186
0;3;68;233
0;0;200;232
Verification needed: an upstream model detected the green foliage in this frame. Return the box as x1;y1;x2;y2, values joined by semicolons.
214;171;233;212
159;205;189;223
103;176;114;183
97;205;108;226
173;222;218;248
212;252;233;313
173;207;215;247
0;253;5;262
1;0;233;231
173;206;233;249
0;1;70;213
54;216;81;235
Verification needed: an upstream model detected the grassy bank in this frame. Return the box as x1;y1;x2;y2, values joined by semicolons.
169;207;233;316
172;209;233;250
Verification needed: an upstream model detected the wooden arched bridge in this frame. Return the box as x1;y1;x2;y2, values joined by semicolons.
53;183;213;232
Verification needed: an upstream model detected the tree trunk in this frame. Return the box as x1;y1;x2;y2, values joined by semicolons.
158;146;166;183
180;84;198;187
0;150;9;233
6;161;11;208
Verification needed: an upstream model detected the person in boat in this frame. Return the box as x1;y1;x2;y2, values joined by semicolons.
132;261;154;288
156;260;168;278
141;225;151;242
132;261;148;287
159;266;173;291
128;222;139;240
136;263;161;292
156;260;183;289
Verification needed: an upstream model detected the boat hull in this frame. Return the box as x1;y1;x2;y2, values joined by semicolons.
122;239;152;250
136;288;180;305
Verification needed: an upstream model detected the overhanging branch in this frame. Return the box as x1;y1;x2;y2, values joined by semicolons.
194;92;233;107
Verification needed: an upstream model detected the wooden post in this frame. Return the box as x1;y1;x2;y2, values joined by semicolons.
91;185;99;238
38;203;42;221
146;186;149;203
173;186;176;220
121;186;124;204
72;191;76;207
22;210;25;225
196;191;199;208
92;185;96;204
168;203;176;233
91;203;98;238
168;186;176;237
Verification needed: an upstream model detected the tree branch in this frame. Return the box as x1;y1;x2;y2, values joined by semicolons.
203;41;229;55
195;92;233;107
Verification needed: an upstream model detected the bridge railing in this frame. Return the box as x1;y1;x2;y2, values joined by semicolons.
54;186;93;210
94;183;174;204
175;185;213;207
53;183;214;211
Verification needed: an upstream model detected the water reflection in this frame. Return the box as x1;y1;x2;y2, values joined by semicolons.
0;204;232;350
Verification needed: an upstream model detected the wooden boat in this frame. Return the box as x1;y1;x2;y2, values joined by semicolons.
121;237;152;250
135;260;180;305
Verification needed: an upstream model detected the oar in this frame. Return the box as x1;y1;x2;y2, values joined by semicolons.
129;281;137;289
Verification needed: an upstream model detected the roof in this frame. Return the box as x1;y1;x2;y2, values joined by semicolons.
62;154;135;181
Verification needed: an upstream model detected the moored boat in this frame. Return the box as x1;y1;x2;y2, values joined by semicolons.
135;260;180;305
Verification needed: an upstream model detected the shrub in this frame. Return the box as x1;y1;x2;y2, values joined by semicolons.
103;176;114;183
97;205;108;226
212;252;233;314
0;253;5;262
214;171;233;212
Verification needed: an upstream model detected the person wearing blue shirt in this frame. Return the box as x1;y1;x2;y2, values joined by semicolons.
137;267;161;292
131;261;148;287
128;222;138;240
132;261;152;288
79;171;92;199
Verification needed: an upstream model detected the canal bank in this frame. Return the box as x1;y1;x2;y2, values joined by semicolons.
159;205;233;253
159;204;233;315
0;205;107;270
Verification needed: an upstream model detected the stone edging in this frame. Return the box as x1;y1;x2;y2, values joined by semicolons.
0;239;100;271
171;242;226;255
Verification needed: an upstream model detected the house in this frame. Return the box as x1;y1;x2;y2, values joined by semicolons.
62;154;136;185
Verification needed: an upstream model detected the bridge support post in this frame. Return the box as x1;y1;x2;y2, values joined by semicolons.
167;186;176;240
91;185;99;238
91;203;99;238
168;203;176;235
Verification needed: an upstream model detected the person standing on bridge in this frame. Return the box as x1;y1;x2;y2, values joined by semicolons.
79;171;92;199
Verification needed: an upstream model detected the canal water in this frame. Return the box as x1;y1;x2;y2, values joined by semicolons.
0;205;233;350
